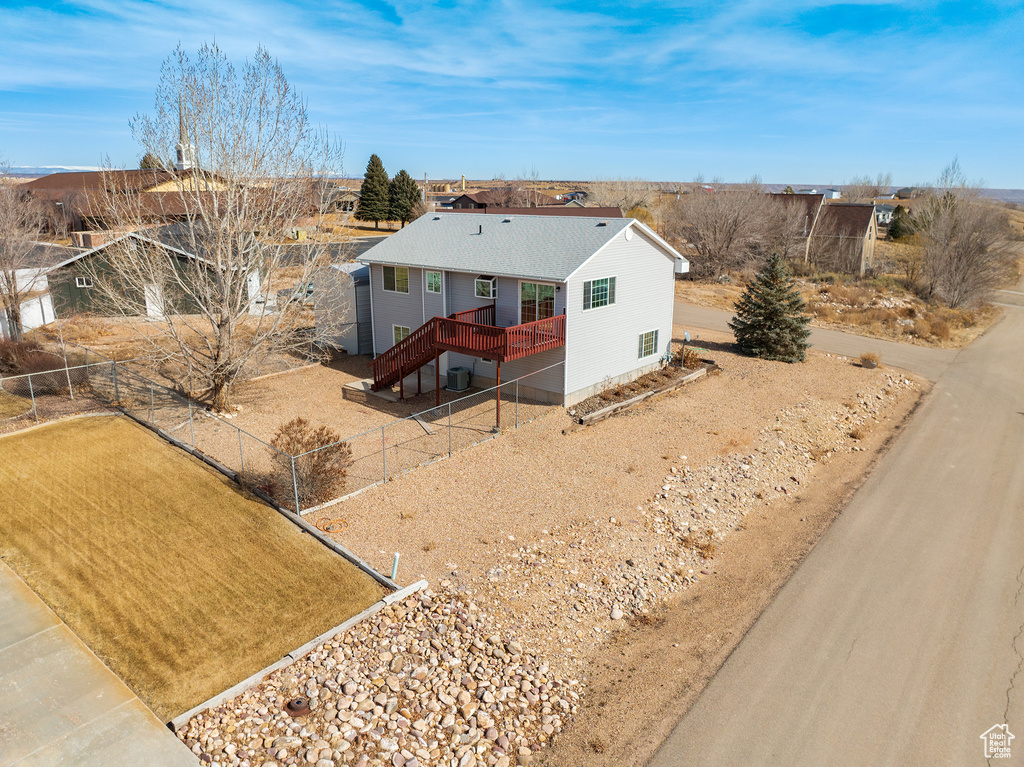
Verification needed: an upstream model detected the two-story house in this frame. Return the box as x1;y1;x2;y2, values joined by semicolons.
355;213;689;408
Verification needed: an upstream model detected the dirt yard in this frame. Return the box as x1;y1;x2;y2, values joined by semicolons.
301;325;923;766
0;415;386;722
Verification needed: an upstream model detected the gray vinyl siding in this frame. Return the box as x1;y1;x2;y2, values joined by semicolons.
446;271;493;316
369;263;425;355
355;285;373;355
564;229;675;397
423;270;445;321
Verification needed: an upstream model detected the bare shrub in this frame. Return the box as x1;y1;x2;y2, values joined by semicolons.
860;352;881;368
271;417;352;507
682;347;703;368
913;319;932;337
0;339;42;374
930;318;951;340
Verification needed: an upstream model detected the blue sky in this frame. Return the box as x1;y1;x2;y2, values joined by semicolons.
1;0;1022;187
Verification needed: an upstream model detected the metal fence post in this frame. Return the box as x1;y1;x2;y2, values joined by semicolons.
188;400;195;446
291;455;301;514
448;403;452;457
381;425;387;481
238;430;245;478
515;381;519;428
150;383;154;422
27;374;38;423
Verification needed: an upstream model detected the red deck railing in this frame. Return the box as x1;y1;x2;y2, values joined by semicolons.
370;308;566;392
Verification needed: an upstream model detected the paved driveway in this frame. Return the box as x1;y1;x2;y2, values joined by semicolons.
674;300;959;380
0;562;197;767
652;294;1024;764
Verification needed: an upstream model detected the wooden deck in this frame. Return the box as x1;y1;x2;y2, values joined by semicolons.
370;305;566;394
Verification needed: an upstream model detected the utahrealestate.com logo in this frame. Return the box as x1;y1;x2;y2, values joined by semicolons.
981;724;1014;759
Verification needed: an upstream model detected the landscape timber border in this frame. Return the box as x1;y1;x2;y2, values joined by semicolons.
573;365;712;428
169;579;429;732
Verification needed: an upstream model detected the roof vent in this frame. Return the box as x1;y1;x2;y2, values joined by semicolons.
478;224;483;234
433;216;441;220
596;221;608;226
502;218;512;223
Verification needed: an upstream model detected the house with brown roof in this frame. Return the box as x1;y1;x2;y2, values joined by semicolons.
770;193;876;275
450;189;560;209
23;169;228;233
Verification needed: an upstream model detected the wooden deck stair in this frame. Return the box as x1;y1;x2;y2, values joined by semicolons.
370;305;566;395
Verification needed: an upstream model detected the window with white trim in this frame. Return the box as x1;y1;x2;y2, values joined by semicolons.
383;265;409;293
75;276;93;289
425;271;442;294
583;276;616;310
393;325;410;345
638;329;658;358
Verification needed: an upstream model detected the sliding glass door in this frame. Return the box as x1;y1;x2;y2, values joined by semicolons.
520;282;555;324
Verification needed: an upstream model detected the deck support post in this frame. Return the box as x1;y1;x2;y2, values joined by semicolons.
495;360;501;430
399;365;404;401
435;351;441;407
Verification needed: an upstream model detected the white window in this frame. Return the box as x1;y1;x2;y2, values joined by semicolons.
75;276;93;289
383;265;409;293
638;329;658;358
393;325;410;345
425;271;442;294
583;276;616;310
475;276;497;299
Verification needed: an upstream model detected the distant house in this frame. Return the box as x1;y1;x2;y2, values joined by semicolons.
895;187;921;200
810;203;878;275
354;213;688;407
875;204;896;225
22;169;229;234
822;188;841;199
445;206;623;219
771;194;877;275
450;189;561;209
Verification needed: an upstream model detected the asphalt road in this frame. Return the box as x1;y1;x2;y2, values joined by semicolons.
652;293;1024;765
674;300;959;381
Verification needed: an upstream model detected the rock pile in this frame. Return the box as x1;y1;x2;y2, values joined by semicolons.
177;590;579;767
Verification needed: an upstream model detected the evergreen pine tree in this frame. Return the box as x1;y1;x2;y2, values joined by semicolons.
389;169;421;228
355;154;390;229
728;253;810;362
139;152;165;170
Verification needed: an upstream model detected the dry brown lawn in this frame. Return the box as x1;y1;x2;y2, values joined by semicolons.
0;415;386;721
0;390;31;420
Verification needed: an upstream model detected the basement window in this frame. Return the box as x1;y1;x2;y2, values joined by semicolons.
75;276;93;289
393;325;410;345
638;329;659;359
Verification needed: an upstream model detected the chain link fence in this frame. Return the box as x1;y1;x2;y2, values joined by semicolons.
1;332;562;515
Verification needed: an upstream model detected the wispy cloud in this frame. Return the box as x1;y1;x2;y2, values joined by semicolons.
0;0;1021;184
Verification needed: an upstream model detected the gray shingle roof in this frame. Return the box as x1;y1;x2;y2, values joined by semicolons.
357;213;635;281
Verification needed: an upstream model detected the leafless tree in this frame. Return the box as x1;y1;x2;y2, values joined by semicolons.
89;43;346;411
841;172;893;202
664;179;783;278
0;162;50;341
913;161;1017;308
588;177;655;214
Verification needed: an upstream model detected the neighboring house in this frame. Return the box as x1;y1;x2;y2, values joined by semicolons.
771;192;826;237
0;243;74;338
46;224;260;319
314;263;372;356
810;203;878;275
356;213;689;408
875;204;896;225
22;169;229;233
449;189;560;209
445;206;623;219
822;188;841;199
770;194;877;275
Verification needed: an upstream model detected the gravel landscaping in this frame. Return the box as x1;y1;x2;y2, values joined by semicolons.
177;326;923;766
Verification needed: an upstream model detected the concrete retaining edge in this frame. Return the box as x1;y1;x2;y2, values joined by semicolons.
169;579;429;732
